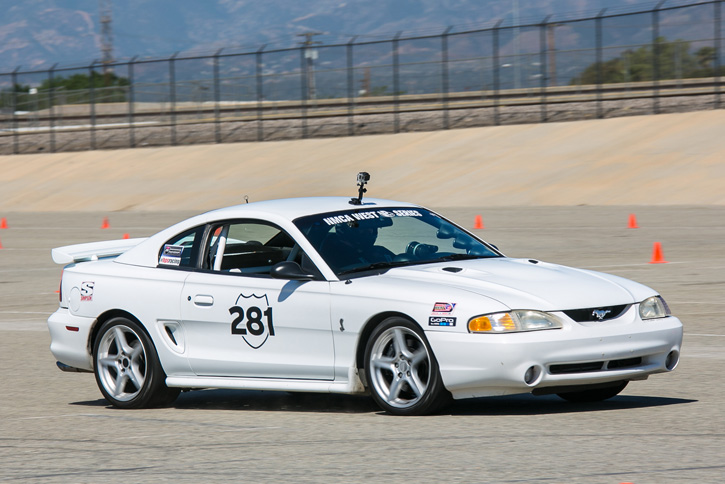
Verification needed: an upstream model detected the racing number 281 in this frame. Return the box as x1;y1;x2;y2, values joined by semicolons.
229;306;275;336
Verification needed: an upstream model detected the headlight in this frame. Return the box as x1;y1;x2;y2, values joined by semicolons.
639;296;671;320
468;310;563;333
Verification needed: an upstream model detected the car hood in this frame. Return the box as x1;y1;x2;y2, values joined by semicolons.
381;258;655;311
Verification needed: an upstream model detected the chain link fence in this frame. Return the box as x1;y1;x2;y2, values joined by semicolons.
0;0;723;154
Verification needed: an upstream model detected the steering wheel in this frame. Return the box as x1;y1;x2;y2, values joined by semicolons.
405;241;439;259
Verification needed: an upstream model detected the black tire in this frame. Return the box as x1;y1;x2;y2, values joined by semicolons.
93;317;180;409
556;381;628;403
364;317;450;416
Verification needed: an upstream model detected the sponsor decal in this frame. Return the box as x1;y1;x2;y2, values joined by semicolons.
432;302;456;313
322;209;423;226
229;293;275;349
429;316;456;327
80;281;94;302
159;244;184;266
159;256;181;266
163;245;184;257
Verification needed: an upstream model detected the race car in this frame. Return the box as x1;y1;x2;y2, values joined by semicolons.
48;174;683;415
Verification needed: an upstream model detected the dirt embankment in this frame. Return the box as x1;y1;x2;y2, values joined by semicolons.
1;110;724;211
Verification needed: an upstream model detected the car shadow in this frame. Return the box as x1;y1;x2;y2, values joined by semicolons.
445;393;697;416
71;390;695;415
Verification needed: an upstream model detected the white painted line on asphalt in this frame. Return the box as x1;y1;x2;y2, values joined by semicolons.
683;333;725;337
584;261;691;268
671;301;725;304
0;311;52;314
14;413;105;421
0;321;47;331
0;268;58;273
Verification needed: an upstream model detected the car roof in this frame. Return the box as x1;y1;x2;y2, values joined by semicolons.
114;197;422;269
202;197;420;221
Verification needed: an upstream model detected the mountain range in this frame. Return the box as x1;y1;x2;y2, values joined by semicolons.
0;0;699;72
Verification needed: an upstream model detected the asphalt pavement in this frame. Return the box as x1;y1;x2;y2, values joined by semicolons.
1;206;723;483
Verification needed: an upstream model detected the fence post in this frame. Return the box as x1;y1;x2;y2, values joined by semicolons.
716;0;722;109
540;16;550;122
213;48;222;143
299;46;308;138
393;32;401;133
169;52;178;145
12;66;19;154
652;1;665;114
256;45;265;141
346;36;357;136
442;26;452;129
493;20;502;126
596;9;606;119
48;64;57;152
128;56;137;148
89;61;97;150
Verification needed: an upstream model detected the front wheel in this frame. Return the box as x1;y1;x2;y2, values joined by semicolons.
364;317;450;415
93;317;179;408
557;381;628;403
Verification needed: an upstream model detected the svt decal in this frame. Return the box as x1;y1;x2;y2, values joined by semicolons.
229;293;275;349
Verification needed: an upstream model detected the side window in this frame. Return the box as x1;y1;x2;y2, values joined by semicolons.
159;226;204;269
204;220;307;276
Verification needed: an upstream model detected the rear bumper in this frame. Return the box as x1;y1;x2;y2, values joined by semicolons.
427;315;683;399
47;308;95;372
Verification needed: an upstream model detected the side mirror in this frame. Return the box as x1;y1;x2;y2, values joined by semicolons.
271;261;316;281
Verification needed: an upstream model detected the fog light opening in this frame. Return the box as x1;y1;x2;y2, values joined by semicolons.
524;365;543;386
665;350;680;371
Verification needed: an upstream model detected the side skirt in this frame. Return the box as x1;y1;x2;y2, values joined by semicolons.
166;367;366;395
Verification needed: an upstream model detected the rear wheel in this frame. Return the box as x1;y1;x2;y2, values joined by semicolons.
557;381;628;403
365;317;450;415
93;317;179;408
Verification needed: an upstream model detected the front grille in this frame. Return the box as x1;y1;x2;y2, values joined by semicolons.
550;356;643;375
606;357;642;369
563;304;630;322
550;362;604;374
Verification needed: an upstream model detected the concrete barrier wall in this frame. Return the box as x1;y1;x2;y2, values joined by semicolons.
1;110;724;211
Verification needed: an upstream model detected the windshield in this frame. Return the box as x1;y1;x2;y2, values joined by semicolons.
294;207;501;276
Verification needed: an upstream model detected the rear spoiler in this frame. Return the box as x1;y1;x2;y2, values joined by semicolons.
51;238;147;265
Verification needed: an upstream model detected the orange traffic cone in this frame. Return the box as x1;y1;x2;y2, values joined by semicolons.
649;242;668;264
101;217;110;229
123;233;130;239
0;217;7;229
627;213;639;229
473;215;484;229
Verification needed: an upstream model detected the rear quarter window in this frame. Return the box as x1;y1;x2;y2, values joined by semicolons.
158;226;204;268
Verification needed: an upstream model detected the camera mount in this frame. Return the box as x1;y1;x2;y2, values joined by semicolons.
349;172;370;205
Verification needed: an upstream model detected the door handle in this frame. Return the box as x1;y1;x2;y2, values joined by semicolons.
193;295;214;306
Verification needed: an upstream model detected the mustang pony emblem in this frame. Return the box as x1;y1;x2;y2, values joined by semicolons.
592;309;612;321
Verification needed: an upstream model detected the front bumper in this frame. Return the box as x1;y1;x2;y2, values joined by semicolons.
426;315;683;399
47;307;95;372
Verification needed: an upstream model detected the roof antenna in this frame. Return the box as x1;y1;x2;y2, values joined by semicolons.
244;195;249;204
349;172;370;205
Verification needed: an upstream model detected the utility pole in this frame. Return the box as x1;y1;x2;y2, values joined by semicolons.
297;31;322;100
99;0;114;86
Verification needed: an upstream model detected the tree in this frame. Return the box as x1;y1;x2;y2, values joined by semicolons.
570;37;720;85
695;46;716;69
